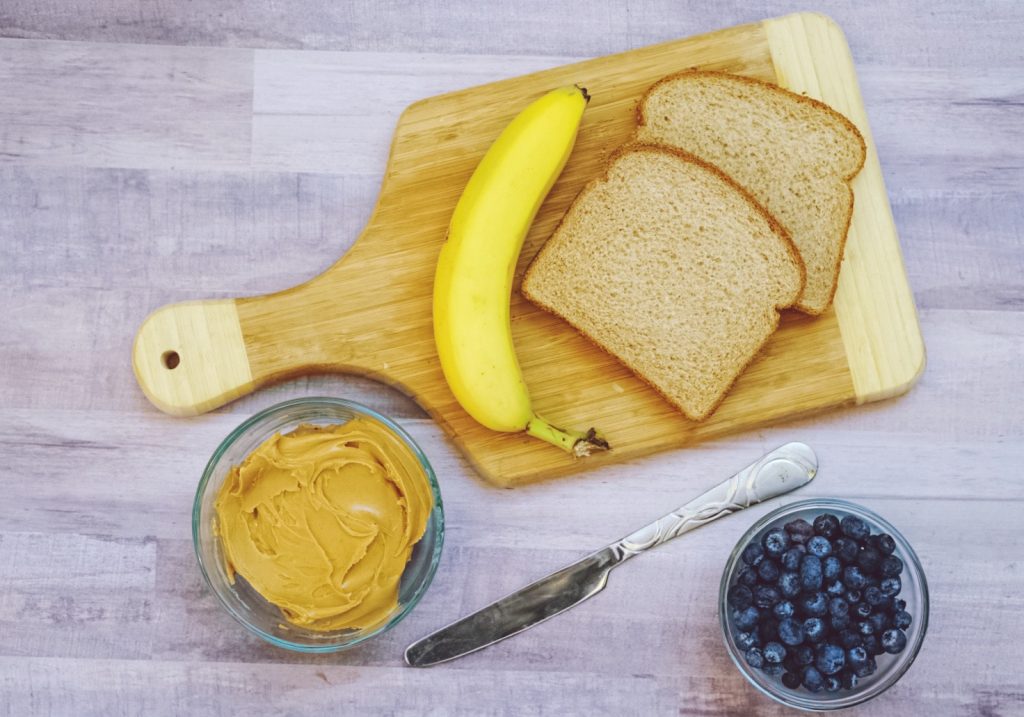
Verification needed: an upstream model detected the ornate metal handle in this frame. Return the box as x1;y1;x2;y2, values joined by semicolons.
611;443;818;561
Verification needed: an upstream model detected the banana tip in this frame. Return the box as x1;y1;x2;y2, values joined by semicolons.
575;84;591;103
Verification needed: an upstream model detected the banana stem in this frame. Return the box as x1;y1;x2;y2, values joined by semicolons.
526;416;611;457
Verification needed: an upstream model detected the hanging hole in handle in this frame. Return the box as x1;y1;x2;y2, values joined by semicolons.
161;350;180;370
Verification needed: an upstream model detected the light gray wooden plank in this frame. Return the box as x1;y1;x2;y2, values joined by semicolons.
861;67;1024;198
0;40;254;171
896;195;1024;311
0;39;1019;194
0;166;373;294
0;657;684;716
251;50;574;117
249;50;568;174
0;533;156;659
1;0;1021;70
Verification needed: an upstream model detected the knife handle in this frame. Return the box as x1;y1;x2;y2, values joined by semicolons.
611;443;818;560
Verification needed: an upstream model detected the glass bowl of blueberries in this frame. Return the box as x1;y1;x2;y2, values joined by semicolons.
719;498;928;711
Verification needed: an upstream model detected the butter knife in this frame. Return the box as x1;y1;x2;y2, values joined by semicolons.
404;442;817;667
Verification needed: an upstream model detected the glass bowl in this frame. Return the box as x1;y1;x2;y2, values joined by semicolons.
193;397;444;652
719;498;928;711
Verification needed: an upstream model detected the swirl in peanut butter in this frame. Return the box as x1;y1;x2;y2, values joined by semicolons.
213;418;433;631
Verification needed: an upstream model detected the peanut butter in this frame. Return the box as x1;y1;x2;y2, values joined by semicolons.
213;418;432;631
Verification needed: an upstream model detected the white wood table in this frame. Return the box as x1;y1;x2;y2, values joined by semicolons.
1;2;1022;715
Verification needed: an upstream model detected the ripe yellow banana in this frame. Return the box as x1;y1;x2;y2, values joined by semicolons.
433;85;609;456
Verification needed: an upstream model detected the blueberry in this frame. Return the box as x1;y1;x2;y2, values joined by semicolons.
733;606;760;631
782;671;802;689
841;670;859;690
745;646;765;669
728;584;753;610
869;611;890;635
834;537;860;563
785;518;815;544
872;533;896;555
774;600;795;620
830;613;851;632
778;618;805;646
758;559;781;583
856;545;882;574
843;565;868;590
803;617;826;643
828;597;849;618
815;643;846;675
854;601;872;619
764;641;787;664
825;675;842;692
839;630;863;649
763;528;790;556
807;536;832;558
862;634;882;656
802;665;825;692
847;645;868;668
793;644;815;666
853;656;877;678
893;610;912;630
754;585;782;609
894;598;907;611
823;556;842;581
737;566;759;588
857;620;875;636
758;619;780;643
840;515;870;541
735;631;759;652
742;541;765;565
825;579;845;597
845;588;862;604
782;546;806;571
762;664;785;677
864;586;886;607
813;513;841;539
880;576;902;597
799;592;828;618
880;555;904;577
778;571;801;598
881;628;908;654
800;554;824;591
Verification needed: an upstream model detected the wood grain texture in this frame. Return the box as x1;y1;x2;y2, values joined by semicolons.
130;15;924;486
765;14;925;401
134;300;256;415
1;2;1023;715
1;0;1020;69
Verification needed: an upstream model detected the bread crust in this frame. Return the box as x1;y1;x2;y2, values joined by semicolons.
634;69;867;316
522;144;805;421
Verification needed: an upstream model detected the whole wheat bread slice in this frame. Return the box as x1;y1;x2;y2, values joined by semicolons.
635;70;866;315
522;145;805;421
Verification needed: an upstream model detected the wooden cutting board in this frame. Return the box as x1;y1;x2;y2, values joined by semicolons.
132;12;924;487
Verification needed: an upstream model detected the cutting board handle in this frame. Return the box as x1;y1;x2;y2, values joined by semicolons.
132;299;254;416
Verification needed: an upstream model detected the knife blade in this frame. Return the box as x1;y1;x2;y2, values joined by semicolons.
405;442;817;667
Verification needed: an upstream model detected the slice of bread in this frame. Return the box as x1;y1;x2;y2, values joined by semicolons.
635;70;866;315
522;145;805;421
